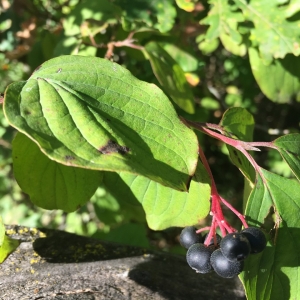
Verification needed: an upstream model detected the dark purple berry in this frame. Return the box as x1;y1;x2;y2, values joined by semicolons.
211;248;244;278
186;243;213;274
203;233;222;246
220;232;250;261
241;227;267;254
180;226;202;249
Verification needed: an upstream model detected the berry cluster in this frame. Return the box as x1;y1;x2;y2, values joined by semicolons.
180;226;267;278
177;141;269;278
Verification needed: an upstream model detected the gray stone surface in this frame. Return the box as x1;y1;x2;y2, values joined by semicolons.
0;226;245;300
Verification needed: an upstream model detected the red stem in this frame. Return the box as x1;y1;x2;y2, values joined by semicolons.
198;144;242;242
196;226;211;234
185;120;262;151
204;217;217;246
220;197;248;228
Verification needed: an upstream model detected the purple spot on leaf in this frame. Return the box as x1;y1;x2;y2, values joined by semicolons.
99;140;130;155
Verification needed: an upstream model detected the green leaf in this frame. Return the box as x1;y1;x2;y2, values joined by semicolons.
103;161;211;230
121;0;177;33
145;42;195;114
285;0;300;18
53;36;78;56
234;0;300;62
200;0;245;48
220;108;254;141
162;43;199;72
240;169;300;300
201;97;220;110
12;132;102;212
92;187;123;226
0;235;20;263
0;216;4;247
219;108;256;182
249;47;300;103
273;133;300;181
4;55;198;191
63;0;121;36
92;184;146;225
220;33;246;56
115;0;176;33
197;35;219;54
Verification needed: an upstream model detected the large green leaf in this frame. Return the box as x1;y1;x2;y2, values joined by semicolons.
249;47;300;103
103;161;211;230
145;42;195;114
240;169;300;300
4;56;199;191
234;0;300;62
219;107;256;182
12;133;102;212
273;133;300;181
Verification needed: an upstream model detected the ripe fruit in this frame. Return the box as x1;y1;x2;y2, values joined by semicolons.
211;248;244;278
203;233;222;246
186;243;213;273
220;232;250;261
241;227;267;254
181;226;267;279
179;226;202;249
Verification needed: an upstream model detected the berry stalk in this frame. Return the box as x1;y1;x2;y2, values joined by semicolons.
198;144;242;245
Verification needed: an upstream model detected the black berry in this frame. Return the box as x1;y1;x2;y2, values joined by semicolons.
211;248;244;278
241;227;267;254
220;232;250;261
186;243;213;274
179;226;202;249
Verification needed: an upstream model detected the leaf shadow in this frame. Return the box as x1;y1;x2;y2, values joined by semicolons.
33;228;147;263
127;253;246;300
65;88;197;192
278;53;300;78
32;228;245;300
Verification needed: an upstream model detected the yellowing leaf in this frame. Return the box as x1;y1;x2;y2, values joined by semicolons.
175;0;195;12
